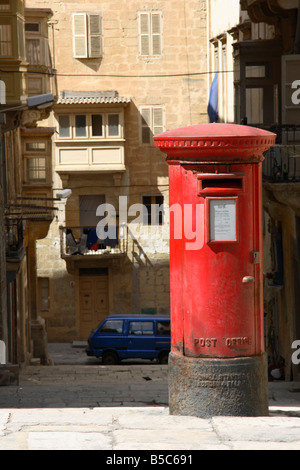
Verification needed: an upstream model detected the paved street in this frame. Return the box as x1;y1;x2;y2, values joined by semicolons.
0;343;300;450
0;364;169;409
0;343;169;408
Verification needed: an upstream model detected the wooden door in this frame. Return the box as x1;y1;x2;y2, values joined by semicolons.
79;274;108;339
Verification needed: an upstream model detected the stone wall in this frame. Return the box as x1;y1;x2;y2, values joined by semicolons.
27;0;208;341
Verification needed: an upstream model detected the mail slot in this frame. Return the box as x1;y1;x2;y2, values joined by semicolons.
154;123;276;417
199;176;243;192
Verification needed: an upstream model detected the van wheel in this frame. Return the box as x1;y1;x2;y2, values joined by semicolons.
158;352;169;364
102;351;119;365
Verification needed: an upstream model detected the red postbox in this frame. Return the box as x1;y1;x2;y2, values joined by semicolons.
154;124;276;417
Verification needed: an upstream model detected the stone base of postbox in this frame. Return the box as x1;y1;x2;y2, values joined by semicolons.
168;352;269;417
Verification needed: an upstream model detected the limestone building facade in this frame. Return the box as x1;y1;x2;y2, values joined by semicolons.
24;0;209;341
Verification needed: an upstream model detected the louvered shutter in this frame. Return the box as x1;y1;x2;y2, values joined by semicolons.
152;107;164;136
140;107;164;143
141;107;151;144
73;13;88;58
151;14;162;56
88;14;102;58
139;13;150;56
0;80;6;105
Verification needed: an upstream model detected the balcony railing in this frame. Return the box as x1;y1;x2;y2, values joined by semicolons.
59;225;128;259
268;125;300;146
263;145;300;183
5;218;25;263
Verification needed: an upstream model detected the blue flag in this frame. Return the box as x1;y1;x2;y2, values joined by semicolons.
207;73;219;123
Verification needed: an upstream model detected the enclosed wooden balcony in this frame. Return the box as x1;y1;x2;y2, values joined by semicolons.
54;92;130;175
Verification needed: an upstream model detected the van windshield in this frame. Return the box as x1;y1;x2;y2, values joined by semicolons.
100;320;123;334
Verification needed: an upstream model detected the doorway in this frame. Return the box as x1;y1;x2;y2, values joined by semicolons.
79;195;105;229
78;268;109;339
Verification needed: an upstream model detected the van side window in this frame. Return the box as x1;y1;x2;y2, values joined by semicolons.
100;320;123;334
129;321;154;335
157;321;170;336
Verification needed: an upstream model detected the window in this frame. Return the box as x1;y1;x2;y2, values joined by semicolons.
100;320;123;334
75;115;87;137
92;114;103;136
38;278;50;311
0;1;10;10
24;140;48;184
79;194;105;229
58;113;121;139
26;157;47;182
143;195;164;225
282;55;300;125
25;23;40;33
140;106;164;144
245;65;266;78
59;115;70;138
26;38;40;65
25;17;51;72
108;114;119;137
129;321;154;335
138;12;162;56
26;142;46;152
0;19;12;56
72;13;102;58
157;321;170;336
246;88;264;124
222;47;227;123
214;48;219;73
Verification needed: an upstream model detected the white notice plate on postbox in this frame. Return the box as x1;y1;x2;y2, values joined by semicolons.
209;199;237;242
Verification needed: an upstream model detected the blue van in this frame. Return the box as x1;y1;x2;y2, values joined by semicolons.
86;315;170;365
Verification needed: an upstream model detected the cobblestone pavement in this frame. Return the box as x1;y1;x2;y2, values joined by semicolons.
0;344;300;450
0;343;169;409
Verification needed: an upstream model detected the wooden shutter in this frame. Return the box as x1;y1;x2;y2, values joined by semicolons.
0;80;6;105
88;14;102;58
73;13;88;58
151;13;162;56
140;107;151;144
140;106;164;143
152;107;164;136
139;13;150;56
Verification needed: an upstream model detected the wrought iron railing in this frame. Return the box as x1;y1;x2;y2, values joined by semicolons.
59;225;128;258
262;125;300;183
263;145;300;182
269;125;300;146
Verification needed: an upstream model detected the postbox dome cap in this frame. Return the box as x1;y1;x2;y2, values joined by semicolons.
154;123;276;162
